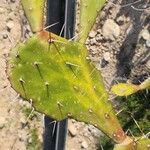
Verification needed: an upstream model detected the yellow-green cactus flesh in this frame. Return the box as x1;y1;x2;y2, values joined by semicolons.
8;31;125;143
111;83;140;97
21;0;45;32
79;0;106;43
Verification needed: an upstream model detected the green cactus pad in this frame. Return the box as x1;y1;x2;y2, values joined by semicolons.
111;77;150;97
79;0;106;43
21;0;45;32
8;31;125;143
114;137;150;150
111;83;140;97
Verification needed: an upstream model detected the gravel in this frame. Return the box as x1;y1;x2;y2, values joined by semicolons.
141;29;150;41
102;19;120;40
81;141;88;149
68;121;77;137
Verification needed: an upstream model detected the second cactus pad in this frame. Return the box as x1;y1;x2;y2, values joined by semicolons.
8;31;124;142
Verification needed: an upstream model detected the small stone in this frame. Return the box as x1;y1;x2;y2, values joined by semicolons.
89;31;97;38
0;117;7;125
0;124;5;129
102;19;120;40
3;34;8;39
88;125;102;137
90;45;97;53
28;137;32;143
68;122;77;137
90;38;96;45
141;30;150;40
97;29;101;34
1;31;8;39
126;24;133;35
95;34;103;42
6;20;14;30
116;16;124;25
101;58;109;68
146;40;150;47
103;52;111;61
20;116;26;124
81;141;88;149
0;8;5;14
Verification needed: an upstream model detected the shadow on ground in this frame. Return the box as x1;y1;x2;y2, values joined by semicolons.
114;0;150;80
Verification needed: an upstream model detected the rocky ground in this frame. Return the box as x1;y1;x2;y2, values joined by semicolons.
0;0;150;150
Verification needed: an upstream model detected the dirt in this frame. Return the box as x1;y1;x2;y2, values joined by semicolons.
0;0;43;150
0;0;149;150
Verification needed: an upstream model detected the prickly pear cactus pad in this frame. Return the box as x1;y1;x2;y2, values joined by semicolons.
21;0;45;32
8;31;125;143
111;77;150;96
79;0;106;43
111;83;140;96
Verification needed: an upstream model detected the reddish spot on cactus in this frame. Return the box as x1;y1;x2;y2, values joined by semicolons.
113;129;126;143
